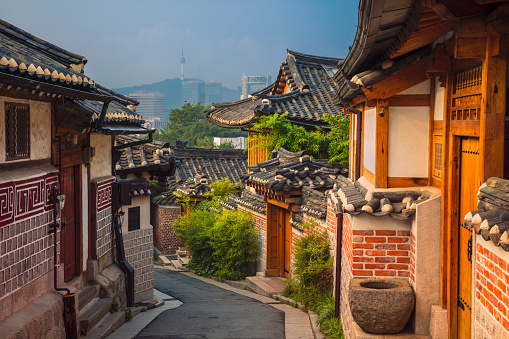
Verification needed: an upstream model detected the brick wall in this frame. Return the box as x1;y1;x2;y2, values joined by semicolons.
0;172;58;304
474;240;509;337
410;232;416;286
151;204;181;254
123;227;154;299
238;207;266;272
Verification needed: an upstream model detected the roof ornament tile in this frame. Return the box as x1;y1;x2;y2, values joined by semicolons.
27;64;36;75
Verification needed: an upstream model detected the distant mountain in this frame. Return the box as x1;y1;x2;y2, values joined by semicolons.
113;78;240;120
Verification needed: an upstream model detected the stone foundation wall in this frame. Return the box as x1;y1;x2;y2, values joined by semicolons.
151;204;181;254
123;226;154;302
475;238;509;337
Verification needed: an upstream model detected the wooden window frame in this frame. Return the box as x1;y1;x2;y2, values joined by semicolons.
128;206;141;231
5;102;30;161
433;135;443;180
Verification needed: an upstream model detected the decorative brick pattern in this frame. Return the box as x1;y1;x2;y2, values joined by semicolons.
124;227;154;294
410;232;416;285
475;242;509;334
0;211;55;299
0;173;58;228
96;207;112;259
151;205;181;254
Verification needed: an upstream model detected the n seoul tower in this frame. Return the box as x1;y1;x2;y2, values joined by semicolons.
180;41;185;81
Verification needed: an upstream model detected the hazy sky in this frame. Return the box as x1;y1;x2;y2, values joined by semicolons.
2;0;358;89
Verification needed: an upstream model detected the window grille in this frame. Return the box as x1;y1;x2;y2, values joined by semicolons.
433;136;443;180
5;103;30;160
128;206;141;231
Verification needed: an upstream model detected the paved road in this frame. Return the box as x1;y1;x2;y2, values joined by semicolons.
135;268;285;338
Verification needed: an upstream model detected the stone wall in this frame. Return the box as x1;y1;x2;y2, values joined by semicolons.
151;204;181;254
474;238;509;337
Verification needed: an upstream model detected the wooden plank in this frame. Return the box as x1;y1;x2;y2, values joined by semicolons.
480;35;507;182
362;58;429;100
389;94;430;107
267;198;290;210
387;177;428;188
455;38;487;59
349;93;367;107
375;100;389;188
449;120;480;137
434;120;444;134
428;78;436;186
363;167;375;185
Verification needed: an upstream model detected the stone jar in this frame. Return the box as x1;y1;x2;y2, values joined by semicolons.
349;278;415;334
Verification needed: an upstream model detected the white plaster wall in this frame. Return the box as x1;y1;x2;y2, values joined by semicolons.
434;77;444;121
30;101;51;160
388;107;429;177
363;108;376;174
90;133;112;179
82;164;89;272
122;196;151;233
399;79;431;95
0;97;51;163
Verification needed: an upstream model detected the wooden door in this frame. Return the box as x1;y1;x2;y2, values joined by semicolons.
266;204;291;278
457;137;480;338
61;165;80;282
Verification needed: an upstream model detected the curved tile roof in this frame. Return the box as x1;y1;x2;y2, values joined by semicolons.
205;50;343;130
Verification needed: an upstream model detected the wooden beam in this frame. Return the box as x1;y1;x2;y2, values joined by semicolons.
480;34;507;182
449;120;480;137
362;167;374;185
455;38;487;59
389;94;431;107
433;120;444;134
387;177;428;188
362;58;429;100
267;198;290;210
428;78;436;186
375;100;389;188
349;93;367;107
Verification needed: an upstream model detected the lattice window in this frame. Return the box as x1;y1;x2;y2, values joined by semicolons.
451;65;482;121
5;102;30;160
433;136;443;180
128;206;141;231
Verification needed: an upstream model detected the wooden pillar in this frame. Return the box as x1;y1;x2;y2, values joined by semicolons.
428;78;436;186
480;34;507;182
375;100;389;188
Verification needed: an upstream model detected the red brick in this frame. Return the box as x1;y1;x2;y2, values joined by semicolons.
354;256;374;263
365;250;386;256
353;243;374;249
375;257;395;263
397;244;411;250
353;263;363;269
387;250;408;256
365;237;386;243
388;237;408;243
398;271;410;277
365;263;385;269
397;257;411;264
353;270;373;276
375;244;396;250
503;318;509;331
374;270;396;276
353;230;374;236
375;230;396;236
353;237;364;243
387;264;409;270
352;250;363;256
398;231;411;236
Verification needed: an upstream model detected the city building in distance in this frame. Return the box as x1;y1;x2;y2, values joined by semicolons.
129;90;166;129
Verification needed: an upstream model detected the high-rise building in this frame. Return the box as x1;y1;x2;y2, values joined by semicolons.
128;91;165;121
182;80;205;105
205;81;222;105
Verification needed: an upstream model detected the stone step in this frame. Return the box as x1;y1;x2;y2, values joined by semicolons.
170;259;188;271
158;254;172;266
176;250;189;257
78;285;100;312
79;298;113;335
245;276;286;298
81;311;124;339
178;255;190;266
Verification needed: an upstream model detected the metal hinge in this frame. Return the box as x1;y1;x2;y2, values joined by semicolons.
467;235;473;264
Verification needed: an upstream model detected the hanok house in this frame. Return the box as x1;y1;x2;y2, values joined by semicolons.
151;141;248;255
114;135;178;303
330;0;509;338
0;19;153;338
205;50;343;167
221;148;346;278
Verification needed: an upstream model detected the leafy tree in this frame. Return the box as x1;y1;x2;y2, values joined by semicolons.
214;140;236;149
154;102;247;148
249;113;349;165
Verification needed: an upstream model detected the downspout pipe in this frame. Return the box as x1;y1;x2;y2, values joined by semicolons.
334;203;344;319
355;111;362;181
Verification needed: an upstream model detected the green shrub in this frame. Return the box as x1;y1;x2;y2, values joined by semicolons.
316;294;344;339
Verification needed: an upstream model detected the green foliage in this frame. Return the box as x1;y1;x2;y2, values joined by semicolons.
250;113;349;165
154;102;246;147
214;140;236;149
281;221;342;338
174;207;259;280
149;176;167;196
124;308;133;322
203;178;241;202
